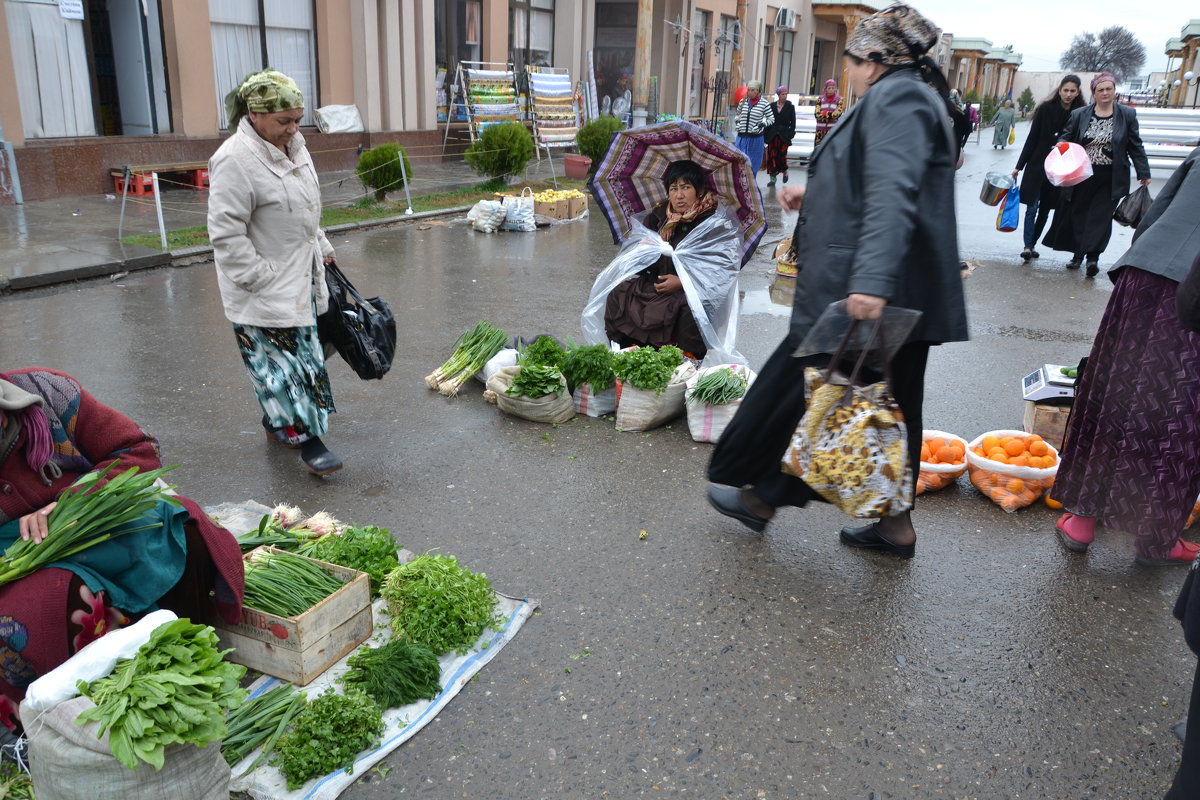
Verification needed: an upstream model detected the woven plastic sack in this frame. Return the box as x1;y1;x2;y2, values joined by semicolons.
684;364;756;443
485;365;575;424
501;187;536;232
916;429;968;495
1044;141;1093;188
22;694;230;800
615;362;696;432
468;200;507;233
965;429;1059;512
573;381;617;417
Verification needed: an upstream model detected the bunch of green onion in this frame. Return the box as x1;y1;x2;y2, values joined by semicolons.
0;462;179;586
688;367;749;406
426;321;508;397
242;550;346;617
223;683;306;771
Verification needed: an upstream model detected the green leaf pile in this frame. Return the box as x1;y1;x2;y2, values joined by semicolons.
381;554;504;655
75;619;247;770
300;525;400;597
506;365;566;398
517;336;566;371
613;345;685;394
341;639;443;709
561;343;616;392
271;689;384;790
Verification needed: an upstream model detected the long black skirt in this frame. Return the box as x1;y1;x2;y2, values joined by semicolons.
1042;164;1115;258
707;334;930;509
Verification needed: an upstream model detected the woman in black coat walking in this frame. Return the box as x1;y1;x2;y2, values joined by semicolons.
763;86;796;186
705;3;968;559
1042;72;1151;277
1011;75;1084;262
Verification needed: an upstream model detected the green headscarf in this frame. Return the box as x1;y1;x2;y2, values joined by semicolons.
224;69;305;131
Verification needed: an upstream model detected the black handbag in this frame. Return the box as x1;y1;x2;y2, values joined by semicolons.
1113;185;1152;228
317;260;396;380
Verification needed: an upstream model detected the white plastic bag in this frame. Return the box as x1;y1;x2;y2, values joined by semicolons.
964;429;1060;512
486;366;576;424
1044;142;1094;188
684;363;756;443
916;429;968;495
475;347;519;385
573;382;617;417
468;200;507;233
313;104;365;133
501;187;536;232
581;202;745;366
615;361;696;432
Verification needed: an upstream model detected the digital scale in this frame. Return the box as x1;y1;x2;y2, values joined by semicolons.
1022;364;1077;402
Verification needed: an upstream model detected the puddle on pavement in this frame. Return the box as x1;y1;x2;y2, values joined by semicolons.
741;274;795;316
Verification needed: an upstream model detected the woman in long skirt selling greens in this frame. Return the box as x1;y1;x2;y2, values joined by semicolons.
208;69;343;476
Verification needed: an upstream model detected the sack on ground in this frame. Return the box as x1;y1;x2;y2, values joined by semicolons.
965;429;1059;512
1113;185;1153;228
475;348;519;385
574;381;617;417
916;429;968;495
21;694;230;800
615;362;696;432
468;200;507;233
781;365;912;518
501;187;536;232
486;365;575;424
684;364;756;443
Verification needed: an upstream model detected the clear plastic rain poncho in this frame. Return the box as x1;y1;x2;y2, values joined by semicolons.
581;201;745;366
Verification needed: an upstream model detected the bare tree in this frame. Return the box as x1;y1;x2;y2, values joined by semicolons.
1060;26;1146;82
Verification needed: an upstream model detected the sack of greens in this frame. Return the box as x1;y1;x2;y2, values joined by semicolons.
486;365;576;424
613;346;696;432
684;363;755;443
562;343;618;418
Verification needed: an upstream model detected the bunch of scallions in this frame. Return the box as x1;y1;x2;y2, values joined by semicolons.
0;462;179;587
242;549;346;618
426;321;508;397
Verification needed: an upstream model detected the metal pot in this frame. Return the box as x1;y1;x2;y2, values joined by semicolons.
980;171;1014;206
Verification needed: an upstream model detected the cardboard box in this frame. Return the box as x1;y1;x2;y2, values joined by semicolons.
1022;400;1072;450
210;547;373;685
534;198;568;219
567;195;587;218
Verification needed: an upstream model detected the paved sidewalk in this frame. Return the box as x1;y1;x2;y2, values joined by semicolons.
0;155;572;292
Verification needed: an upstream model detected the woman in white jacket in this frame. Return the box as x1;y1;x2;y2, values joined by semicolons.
207;70;342;476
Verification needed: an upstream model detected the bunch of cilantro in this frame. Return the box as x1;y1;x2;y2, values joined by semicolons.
271;689;384;789
612;345;685;394
300;524;401;597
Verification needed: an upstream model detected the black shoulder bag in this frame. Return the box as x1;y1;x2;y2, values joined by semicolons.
317;260;396;380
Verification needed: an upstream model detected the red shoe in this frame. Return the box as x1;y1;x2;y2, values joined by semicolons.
1135;539;1200;567
1055;513;1094;552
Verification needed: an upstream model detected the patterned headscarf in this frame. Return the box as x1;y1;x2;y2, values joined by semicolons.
1090;72;1117;92
224;69;305;131
845;3;940;66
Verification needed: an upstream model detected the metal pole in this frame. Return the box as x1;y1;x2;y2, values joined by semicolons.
118;166;130;240
397;153;413;215
152;172;167;251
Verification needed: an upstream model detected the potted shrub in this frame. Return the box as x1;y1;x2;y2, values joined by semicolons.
464;122;535;183
575;117;624;173
356;142;412;203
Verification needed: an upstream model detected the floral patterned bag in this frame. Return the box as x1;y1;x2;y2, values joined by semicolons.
780;320;912;518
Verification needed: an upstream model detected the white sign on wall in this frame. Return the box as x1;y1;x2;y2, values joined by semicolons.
59;0;84;20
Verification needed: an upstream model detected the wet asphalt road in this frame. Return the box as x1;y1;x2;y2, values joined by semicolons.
1;124;1192;799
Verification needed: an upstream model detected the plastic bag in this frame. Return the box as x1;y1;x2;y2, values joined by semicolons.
1044;142;1093;188
485;366;575;424
916;430;968;495
581;202;745;366
965;429;1060;512
685;363;756;443
1187;494;1200;528
1008;126;1016;146
475;347;519;385
313;104;365;133
501;187;536;232
1113;185;1153;228
573;381;617;417
996;185;1020;232
615;362;697;432
468;200;507;233
792;300;921;371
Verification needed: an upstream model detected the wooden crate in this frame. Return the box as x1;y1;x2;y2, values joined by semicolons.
210;547;373;685
1022;400;1072;450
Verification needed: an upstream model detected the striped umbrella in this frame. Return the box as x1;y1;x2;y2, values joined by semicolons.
588;120;766;267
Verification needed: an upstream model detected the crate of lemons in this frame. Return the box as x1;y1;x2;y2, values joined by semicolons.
496;187;587;220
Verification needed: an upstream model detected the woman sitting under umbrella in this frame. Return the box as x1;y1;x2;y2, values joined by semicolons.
583;160;743;363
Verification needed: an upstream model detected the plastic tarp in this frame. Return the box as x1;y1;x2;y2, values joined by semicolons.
313;105;364;134
581;202;745;366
